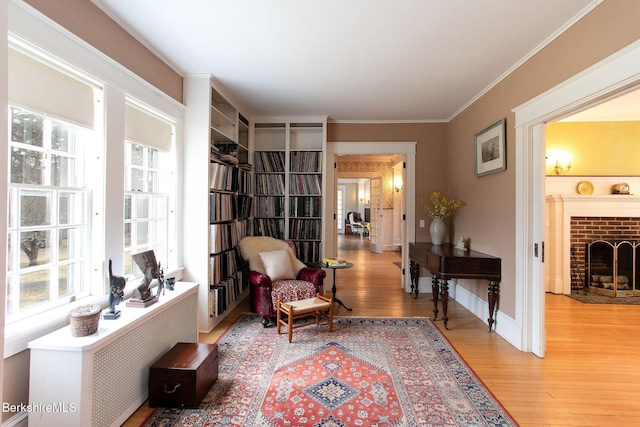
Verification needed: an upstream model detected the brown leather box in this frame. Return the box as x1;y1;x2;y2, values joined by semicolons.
148;342;218;408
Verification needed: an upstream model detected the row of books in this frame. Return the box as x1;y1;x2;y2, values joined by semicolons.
289;218;322;240
238;170;251;194
254;195;285;217
255;174;285;195
289;196;322;217
238;195;252;219
254;151;285;173
294;241;321;264
210;248;239;285
209;193;237;222
289;174;322;195
290;151;323;173
209;161;238;191
253;218;285;239
209;271;246;317
209;220;250;254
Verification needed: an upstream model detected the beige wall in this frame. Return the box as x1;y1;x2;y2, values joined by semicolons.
328;122;448;242
447;0;640;317
25;0;183;103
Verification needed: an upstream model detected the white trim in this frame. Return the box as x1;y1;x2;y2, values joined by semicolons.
449;0;603;122
2;411;28;427
452;284;521;349
4;0;186;358
90;0;186;77
513;39;640;356
8;0;184;121
329;119;448;124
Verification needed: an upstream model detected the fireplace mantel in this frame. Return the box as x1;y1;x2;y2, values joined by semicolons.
546;193;640;294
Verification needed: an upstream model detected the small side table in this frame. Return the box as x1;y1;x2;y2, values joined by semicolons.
325;262;354;311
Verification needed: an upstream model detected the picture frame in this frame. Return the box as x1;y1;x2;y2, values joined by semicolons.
475;118;506;177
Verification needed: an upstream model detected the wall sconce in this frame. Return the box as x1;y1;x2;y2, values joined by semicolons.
546;150;572;175
394;176;403;192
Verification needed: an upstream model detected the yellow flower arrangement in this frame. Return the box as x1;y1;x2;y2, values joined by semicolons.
420;191;466;219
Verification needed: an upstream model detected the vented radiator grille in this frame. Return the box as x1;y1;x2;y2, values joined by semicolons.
91;292;197;427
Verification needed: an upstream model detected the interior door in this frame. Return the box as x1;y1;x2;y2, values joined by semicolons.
369;176;383;253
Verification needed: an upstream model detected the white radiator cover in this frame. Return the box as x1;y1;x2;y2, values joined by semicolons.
29;282;198;427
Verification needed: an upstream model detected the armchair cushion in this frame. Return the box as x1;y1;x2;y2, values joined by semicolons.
259;249;295;281
239;236;306;275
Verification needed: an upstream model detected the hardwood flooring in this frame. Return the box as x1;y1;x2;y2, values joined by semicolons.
124;235;640;426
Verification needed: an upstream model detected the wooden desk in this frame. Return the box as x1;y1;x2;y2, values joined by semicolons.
409;242;501;330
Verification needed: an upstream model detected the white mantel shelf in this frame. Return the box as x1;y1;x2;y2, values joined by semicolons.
546;192;640;295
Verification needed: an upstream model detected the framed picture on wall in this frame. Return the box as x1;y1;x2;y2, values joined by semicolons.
475;118;506;176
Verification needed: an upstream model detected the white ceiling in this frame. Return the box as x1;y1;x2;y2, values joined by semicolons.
93;0;601;122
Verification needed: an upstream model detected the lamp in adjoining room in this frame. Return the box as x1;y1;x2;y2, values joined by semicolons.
546;150;572;175
394;176;403;192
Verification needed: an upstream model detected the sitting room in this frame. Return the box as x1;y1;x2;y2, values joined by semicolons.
2;1;640;426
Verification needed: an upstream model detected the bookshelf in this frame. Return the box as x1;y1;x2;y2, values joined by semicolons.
253;119;326;264
183;75;251;332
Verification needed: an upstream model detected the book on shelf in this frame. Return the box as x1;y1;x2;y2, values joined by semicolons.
322;257;347;267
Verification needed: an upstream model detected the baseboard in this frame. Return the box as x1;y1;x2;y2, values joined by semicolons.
452;283;523;351
2;411;27;427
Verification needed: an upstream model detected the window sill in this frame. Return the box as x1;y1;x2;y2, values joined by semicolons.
4;267;184;358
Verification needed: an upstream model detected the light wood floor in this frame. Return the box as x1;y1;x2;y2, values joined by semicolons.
124;235;640;426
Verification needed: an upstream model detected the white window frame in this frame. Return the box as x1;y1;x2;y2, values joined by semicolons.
5;2;184;357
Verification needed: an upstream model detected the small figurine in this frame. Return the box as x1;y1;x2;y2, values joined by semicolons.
130;250;165;306
104;259;126;319
455;236;468;251
166;277;176;291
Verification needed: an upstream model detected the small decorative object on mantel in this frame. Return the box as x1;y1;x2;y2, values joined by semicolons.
127;250;162;308
612;183;630;194
104;259;126;319
70;304;101;337
421;192;466;245
577;180;594;195
455;237;468;251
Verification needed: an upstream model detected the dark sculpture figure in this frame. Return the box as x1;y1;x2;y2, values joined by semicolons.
105;259;126;319
131;250;164;303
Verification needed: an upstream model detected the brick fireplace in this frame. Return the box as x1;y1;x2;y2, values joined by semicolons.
545;192;640;295
570;216;640;291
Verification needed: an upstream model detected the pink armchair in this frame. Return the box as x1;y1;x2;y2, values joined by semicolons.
238;236;326;327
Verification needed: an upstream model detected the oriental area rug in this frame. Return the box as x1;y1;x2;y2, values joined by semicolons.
143;315;517;427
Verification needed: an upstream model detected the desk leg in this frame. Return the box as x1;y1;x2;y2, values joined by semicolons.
487;281;499;331
431;277;440;320
441;279;449;330
409;260;420;299
332;268;352;312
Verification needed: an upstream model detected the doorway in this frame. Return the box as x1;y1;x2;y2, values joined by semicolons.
514;40;640;356
324;141;416;293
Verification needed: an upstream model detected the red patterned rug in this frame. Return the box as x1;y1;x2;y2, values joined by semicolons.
143;315;517;426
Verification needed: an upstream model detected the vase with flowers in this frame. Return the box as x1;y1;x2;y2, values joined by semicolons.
420;191;466;245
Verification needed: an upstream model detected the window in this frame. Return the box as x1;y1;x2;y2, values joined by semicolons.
6;107;92;322
123;103;174;277
124;142;168;276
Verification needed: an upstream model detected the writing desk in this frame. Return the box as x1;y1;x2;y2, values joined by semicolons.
409;242;501;330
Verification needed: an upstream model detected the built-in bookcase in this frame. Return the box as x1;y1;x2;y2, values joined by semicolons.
253;120;326;264
184;75;251;332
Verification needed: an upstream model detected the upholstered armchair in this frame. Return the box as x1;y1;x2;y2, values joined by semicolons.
238;236;326;327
